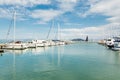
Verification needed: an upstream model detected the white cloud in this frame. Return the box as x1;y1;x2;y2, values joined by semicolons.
31;0;79;24
73;0;120;40
30;0;79;23
30;9;63;23
25;0;78;24
0;8;12;18
64;23;82;26
0;0;79;23
0;0;51;20
58;0;78;12
107;16;120;23
61;23;120;39
0;0;51;7
0;7;30;21
87;0;120;23
58;0;78;3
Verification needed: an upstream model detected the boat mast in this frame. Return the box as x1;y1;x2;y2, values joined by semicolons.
47;20;54;40
57;23;60;40
13;11;16;43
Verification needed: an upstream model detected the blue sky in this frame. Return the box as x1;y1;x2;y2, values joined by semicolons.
0;0;120;40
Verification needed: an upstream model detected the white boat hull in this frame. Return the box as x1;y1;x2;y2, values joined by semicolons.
37;43;45;47
112;42;120;51
27;40;45;48
112;47;120;51
4;43;28;50
27;43;37;48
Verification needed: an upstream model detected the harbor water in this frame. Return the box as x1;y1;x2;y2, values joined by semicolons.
0;42;120;80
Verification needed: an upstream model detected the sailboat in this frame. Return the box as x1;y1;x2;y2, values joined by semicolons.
27;20;56;48
4;11;28;50
45;20;55;46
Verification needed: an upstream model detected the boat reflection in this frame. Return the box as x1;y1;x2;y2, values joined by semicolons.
28;47;49;55
0;53;3;56
5;49;28;55
13;51;16;80
5;47;49;55
50;46;65;66
106;50;120;65
57;46;65;66
113;51;120;64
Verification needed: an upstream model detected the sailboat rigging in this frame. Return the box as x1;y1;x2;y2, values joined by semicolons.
4;11;28;50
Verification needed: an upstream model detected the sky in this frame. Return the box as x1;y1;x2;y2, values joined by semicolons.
0;0;120;40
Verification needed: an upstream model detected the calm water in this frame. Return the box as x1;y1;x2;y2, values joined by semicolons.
0;42;120;80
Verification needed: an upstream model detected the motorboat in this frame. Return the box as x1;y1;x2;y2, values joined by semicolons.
106;38;115;49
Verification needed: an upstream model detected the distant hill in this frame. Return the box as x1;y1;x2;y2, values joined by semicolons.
71;38;84;41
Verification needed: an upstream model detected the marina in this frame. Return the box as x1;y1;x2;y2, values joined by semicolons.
0;42;120;80
0;10;120;80
0;0;120;80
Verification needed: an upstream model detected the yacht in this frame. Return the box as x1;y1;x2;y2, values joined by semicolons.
111;36;120;51
106;38;115;49
27;40;45;48
27;40;37;48
35;40;45;47
106;36;120;50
